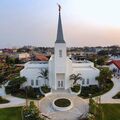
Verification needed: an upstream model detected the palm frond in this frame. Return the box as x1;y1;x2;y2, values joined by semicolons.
69;73;83;85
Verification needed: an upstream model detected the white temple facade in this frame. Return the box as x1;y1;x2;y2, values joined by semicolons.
20;9;100;90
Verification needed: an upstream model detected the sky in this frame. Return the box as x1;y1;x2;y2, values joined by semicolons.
0;0;120;48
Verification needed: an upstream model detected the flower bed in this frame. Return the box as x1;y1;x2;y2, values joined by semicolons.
52;98;73;111
54;98;71;107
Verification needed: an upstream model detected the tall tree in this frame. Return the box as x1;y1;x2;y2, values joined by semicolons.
38;69;48;85
23;101;44;120
96;68;113;89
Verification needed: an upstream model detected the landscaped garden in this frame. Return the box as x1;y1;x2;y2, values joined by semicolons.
79;81;113;98
0;102;45;120
88;97;120;120
0;57;23;84
5;77;44;100
0;104;120;120
12;87;44;100
23;101;45;120
89;103;120;120
79;68;113;98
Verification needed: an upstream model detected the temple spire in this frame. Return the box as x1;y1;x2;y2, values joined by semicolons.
55;4;65;43
57;3;61;13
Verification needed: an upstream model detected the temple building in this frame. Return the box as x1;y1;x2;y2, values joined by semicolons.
20;7;100;90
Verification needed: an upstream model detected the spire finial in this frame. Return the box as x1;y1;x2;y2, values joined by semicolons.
55;3;65;43
57;3;61;13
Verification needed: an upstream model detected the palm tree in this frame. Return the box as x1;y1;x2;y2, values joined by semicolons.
69;73;83;85
38;68;48;86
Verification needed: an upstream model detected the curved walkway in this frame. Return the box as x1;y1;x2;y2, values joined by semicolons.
39;93;88;120
1;77;120;111
101;77;120;103
0;95;26;108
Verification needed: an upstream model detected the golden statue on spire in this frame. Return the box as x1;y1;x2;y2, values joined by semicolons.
57;3;61;12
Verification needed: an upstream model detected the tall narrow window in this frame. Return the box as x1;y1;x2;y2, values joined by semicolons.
87;79;89;84
82;79;85;85
31;80;34;86
59;50;62;57
58;81;60;87
36;80;38;86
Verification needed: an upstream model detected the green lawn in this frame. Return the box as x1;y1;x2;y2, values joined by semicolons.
100;104;120;120
0;104;120;120
0;107;22;120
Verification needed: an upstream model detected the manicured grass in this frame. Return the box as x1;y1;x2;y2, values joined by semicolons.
100;104;120;120
0;107;22;120
0;104;120;120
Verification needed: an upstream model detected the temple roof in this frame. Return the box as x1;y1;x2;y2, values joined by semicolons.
55;10;65;43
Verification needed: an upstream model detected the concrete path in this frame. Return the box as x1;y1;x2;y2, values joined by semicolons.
0;95;26;108
39;93;89;120
0;85;6;96
101;77;120;103
0;76;120;114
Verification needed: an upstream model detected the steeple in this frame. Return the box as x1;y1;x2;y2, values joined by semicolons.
55;4;65;43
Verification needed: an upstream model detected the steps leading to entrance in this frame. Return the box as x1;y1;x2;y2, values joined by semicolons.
51;88;70;94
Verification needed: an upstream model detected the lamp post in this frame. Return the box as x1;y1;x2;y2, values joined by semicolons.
89;94;92;113
37;94;39;108
21;107;23;120
25;86;29;106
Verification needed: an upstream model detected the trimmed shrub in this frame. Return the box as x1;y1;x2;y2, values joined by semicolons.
71;84;80;93
41;85;51;93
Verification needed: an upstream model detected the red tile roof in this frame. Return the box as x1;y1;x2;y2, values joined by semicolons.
108;60;120;69
35;54;48;61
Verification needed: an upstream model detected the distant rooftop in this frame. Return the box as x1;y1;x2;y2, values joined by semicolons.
72;60;92;63
28;61;48;64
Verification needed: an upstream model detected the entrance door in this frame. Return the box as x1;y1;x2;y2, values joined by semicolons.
58;81;64;88
56;73;65;89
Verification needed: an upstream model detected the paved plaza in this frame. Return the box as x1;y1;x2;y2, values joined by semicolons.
39;93;89;120
1;77;120;119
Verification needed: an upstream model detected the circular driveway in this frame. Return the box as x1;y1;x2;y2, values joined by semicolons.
39;93;88;120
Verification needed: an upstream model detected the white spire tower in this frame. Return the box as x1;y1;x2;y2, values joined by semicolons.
54;4;67;89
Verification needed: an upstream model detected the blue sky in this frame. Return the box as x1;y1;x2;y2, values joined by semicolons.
0;0;120;48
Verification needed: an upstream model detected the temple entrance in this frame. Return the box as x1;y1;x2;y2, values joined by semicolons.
56;73;65;89
58;80;64;88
